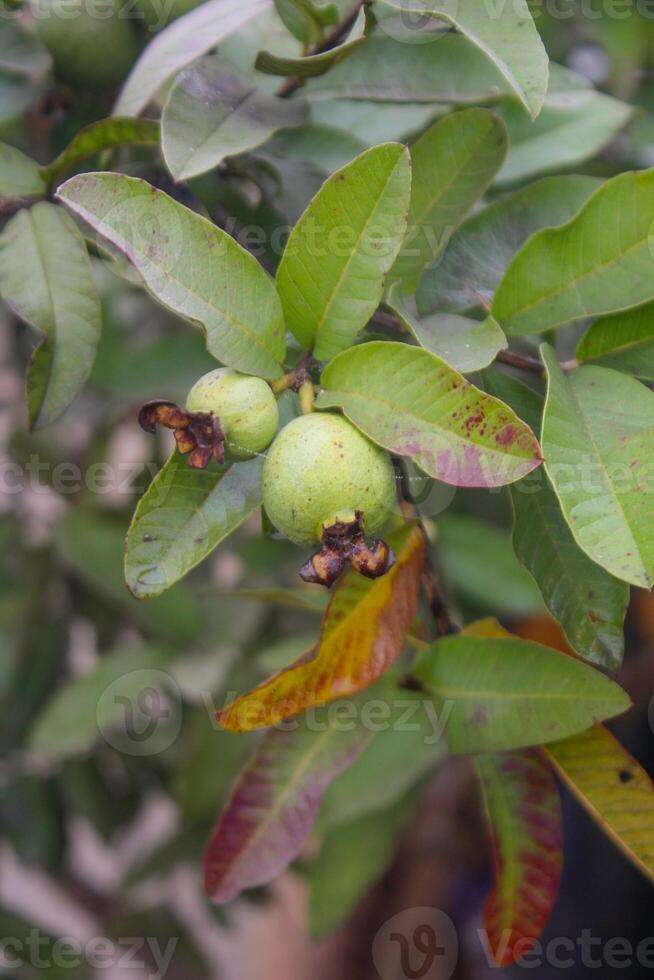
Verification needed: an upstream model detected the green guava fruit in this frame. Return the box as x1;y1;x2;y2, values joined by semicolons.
35;0;138;86
185;367;279;461
134;0;200;30
261;412;396;547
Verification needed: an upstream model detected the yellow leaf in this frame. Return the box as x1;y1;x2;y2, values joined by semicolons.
219;524;426;732
463;617;511;638
545;724;654;884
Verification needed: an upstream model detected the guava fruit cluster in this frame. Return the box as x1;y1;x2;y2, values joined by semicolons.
184;369;397;561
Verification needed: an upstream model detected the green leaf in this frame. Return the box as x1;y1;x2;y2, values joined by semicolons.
317;341;542;488
492;170;654;337
161;57;307;181
0;141;45;200
276;143;411;360
476;750;562;967
494;69;634;186
204;694;374;902
56;172;286;379
387;286;506;373
54;511;202;643
28;646;173;760
304;32;514;104
417;175;601;315
273;0;338;45
255;6;366;77
113;0;272;117
390;108;507;292
577;302;654;380
0;202;101;428
376;0;549;117
0;21;51;76
0;74;41;126
437;514;544;617
541;344;654;589
319;686;445;828
42;118;160;186
414;633;630;754
484;370;629;671
125;453;263;598
309;792;416;938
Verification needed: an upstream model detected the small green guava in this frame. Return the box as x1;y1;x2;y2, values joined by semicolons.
185;368;279;461
261;412;396;547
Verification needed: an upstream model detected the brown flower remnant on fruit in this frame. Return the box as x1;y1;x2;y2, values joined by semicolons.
138;399;225;469
299;511;395;588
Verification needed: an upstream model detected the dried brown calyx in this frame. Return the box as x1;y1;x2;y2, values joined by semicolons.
138;400;225;469
299;511;396;588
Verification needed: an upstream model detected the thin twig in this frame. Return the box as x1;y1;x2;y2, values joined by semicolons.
495;349;545;376
277;0;365;98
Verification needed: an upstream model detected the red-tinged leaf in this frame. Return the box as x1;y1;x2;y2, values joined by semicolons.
203;704;374;903
218;524;425;732
317;343;543;488
476;750;562;967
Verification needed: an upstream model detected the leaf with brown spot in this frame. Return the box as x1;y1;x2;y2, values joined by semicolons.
218;524;425;732
317;342;542;488
476;750;562;967
545;724;654;884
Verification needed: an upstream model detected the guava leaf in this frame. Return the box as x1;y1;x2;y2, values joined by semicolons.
545;724;654;884
162;57;307;181
476;750;562;967
492;170;654;336
0;202;101;428
0;141;45;200
576;302;654;380
484;369;629;671
541;345;654;588
204;697;374;902
376;0;548;118
390;108;507;292
417;175;601;315
303;33;512;104
218;524;425;731
42;118;160;185
317;342;542;488
387;287;506;373
318;685;446;827
113;0;272;117
255;6;367;77
494;69;633;186
125;453;263;599
276;143;411;361
0;20;52;76
56;172;286;379
413;629;630;754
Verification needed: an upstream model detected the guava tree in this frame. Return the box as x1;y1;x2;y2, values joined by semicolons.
2;0;654;970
